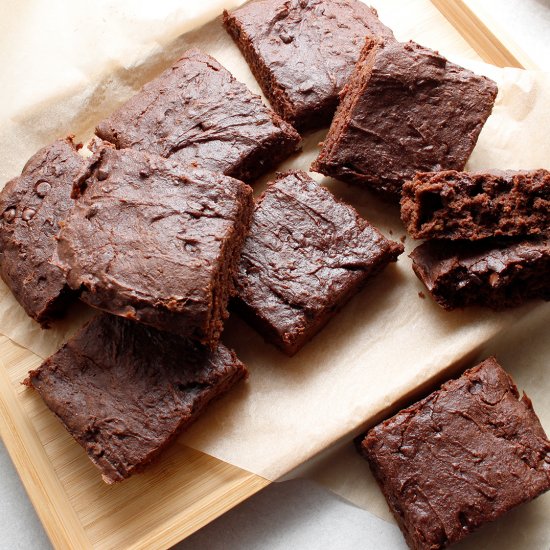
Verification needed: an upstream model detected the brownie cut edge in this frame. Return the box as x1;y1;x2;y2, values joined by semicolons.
361;357;550;550
25;314;248;484
401;169;550;240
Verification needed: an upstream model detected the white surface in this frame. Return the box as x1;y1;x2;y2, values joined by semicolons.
1;1;550;549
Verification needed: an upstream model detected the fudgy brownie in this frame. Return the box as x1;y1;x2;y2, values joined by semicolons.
56;146;253;346
410;238;550;310
311;40;498;200
362;357;550;550
401;169;550;240
25;313;247;484
223;0;394;131
234;171;403;355
95;48;300;183
0;137;84;326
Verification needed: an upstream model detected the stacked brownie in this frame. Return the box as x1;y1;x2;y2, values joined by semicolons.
401;169;550;309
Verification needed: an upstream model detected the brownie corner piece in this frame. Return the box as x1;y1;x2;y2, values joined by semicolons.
57;146;253;345
361;357;550;550
95;48;300;183
312;40;498;199
0;136;84;326
26;314;248;484
401;169;550;240
409;237;550;310
234;170;403;355
223;0;394;131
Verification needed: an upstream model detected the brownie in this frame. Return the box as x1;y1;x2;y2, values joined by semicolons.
410;238;550;310
234;171;403;355
311;40;498;200
95;48;301;183
401;169;550;240
56;146;253;346
0;137;84;326
25;313;247;483
223;0;394;131
362;357;550;550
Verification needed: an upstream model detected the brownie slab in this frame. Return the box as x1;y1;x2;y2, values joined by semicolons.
362;357;550;550
234;171;403;355
25;314;247;484
0;137;84;326
410;238;550;310
223;0;394;131
95;48;300;183
401;169;550;240
57;146;253;345
311;40;498;200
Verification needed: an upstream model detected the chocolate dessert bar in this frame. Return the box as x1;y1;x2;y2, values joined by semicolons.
409;238;550;310
26;314;247;483
96;48;301;183
57;146;253;346
0;137;84;326
312;40;498;199
223;0;394;131
362;357;550;550
401;169;550;240
234;170;403;355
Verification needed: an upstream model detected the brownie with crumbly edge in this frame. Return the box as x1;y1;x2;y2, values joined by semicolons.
401;169;550;240
0;137;84;326
234;170;403;355
25;313;248;484
95;48;301;183
362;357;550;550
56;146;253;346
410;237;550;310
223;0;394;131
311;40;498;200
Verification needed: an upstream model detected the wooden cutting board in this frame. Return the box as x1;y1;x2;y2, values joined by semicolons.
0;1;535;548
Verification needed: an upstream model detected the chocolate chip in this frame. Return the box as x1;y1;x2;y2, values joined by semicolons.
3;208;16;222
22;207;36;221
35;180;51;197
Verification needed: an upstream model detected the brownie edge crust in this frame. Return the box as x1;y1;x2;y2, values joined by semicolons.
361;357;550;550
25;314;248;484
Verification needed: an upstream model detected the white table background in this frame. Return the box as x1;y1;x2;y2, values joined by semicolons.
1;1;549;548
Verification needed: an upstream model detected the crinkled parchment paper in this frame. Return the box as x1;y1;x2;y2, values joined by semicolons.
0;0;548;484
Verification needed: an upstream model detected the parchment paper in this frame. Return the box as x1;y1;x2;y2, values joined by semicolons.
0;0;548;482
305;302;550;549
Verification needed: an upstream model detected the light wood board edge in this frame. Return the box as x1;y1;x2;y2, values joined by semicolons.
0;336;92;549
0;336;270;549
431;0;539;70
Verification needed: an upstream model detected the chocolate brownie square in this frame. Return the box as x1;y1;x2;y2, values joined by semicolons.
56;146;253;346
0;137;84;326
25;313;247;483
223;0;394;131
312;40;498;200
234;171;403;355
401;169;550;240
409;237;550;310
95;48;301;183
362;357;550;550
